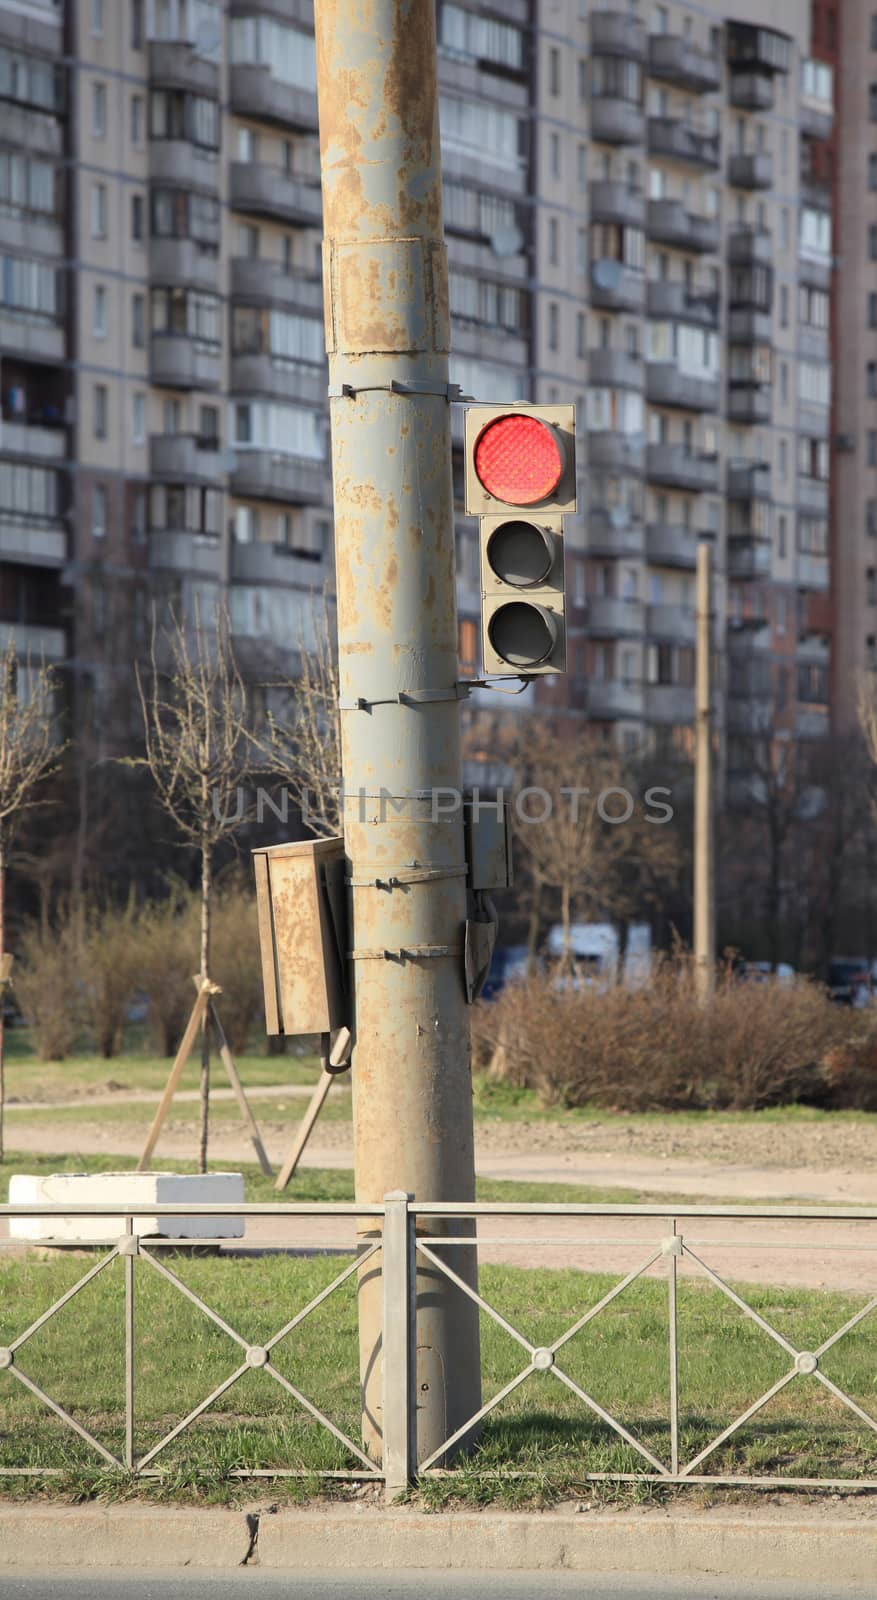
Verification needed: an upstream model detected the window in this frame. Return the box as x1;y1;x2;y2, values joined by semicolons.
93;283;106;338
132;391;145;445
92;81;106;139
548;301;559;351
800;207;831;261
869;363;877;399
577;142;586;189
438;5;523;69
439;95;525;168
234;505;258;544
591;56;642;103
799;285;830;329
870;154;877;192
778;513;787;558
232;400;324;460
0;462;60;520
199;404;219;445
132;489;146;544
872;14;877;48
91;182;107;238
131;193;144;242
150;89;220;150
799;436;830;479
548;216;558;265
871;225;877;262
132;292;145;348
92;484;107;538
131;0;144;48
0;253;58;318
131;94;144;144
799;516;828;555
237;126;258;163
779;438;787;480
870;431;877;468
869;500;877;537
549;46;560;96
576;311;585;358
0;152;55;218
549;132;560;179
800;360;830;407
94;385;108;440
238;222;259;258
590;222;645;270
151;287;222;345
778;285;788;328
871;84;877;122
91;0;104;36
586;388;644;435
578;58;586;101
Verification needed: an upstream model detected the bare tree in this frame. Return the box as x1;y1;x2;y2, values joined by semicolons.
0;641;62;1159
258;592;341;839
134;605;251;1171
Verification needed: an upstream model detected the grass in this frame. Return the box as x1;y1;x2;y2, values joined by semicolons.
0;1234;875;1510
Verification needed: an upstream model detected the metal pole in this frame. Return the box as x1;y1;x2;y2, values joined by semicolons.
694;536;715;1001
314;0;481;1468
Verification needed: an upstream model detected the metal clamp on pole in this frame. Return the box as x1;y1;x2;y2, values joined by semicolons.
349;944;463;962
340;684;472;710
347;866;469;888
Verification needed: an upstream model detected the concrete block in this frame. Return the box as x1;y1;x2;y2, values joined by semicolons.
7;1171;245;1243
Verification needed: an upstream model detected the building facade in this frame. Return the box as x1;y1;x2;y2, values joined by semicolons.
0;0;835;774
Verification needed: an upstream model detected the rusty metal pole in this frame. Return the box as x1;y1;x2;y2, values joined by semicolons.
314;0;481;1468
694;535;716;1003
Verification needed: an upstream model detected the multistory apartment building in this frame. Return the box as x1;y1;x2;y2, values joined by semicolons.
0;0;835;778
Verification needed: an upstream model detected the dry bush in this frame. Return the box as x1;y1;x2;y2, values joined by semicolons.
821;1035;877;1112
81;898;142;1058
138;890;199;1056
13;919;82;1061
210;879;264;1055
474;963;855;1113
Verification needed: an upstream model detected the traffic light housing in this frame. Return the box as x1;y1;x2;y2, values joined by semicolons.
464;404;576;676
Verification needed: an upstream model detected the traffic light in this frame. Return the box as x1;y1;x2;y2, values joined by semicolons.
464;404;576;676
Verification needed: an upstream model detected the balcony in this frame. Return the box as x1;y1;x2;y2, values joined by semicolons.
147;41;220;98
590;99;645;145
588;349;643;389
646;445;718;492
587;596;644;636
646;366;720;412
230;353;325;407
587;680;644;719
727;618;771;654
149;434;223;481
645;523;698;569
588;180;644;227
230;449;327;505
229;162;322;227
229;64;319;131
149;335;222;391
646;279;718;326
647;604;696;643
149;531;223;577
586;511;645;559
0;421;67;460
729;73;774;111
800;101;833;143
797;400;830;439
149;140;219;192
727;460;771;499
0;212;64;261
727;151;773;189
0;515;66;568
0;622;66;661
587;432;645;473
727;541;771;580
797;552;830;591
647;34;720;94
230;258;324;314
797;476;829;515
647;118;720;170
728;226;772;266
644;683;694;723
149;237;219;293
0;313;64;364
589;262;645;313
728;307;772;344
798;324;829;364
796;707;829;739
231;541;322;586
590;12;646;58
727;385;771;424
646;200;718;254
798;251;832;292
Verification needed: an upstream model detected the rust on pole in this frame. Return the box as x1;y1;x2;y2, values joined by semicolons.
314;0;481;1468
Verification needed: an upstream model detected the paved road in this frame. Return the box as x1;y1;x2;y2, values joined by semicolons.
3;1574;873;1600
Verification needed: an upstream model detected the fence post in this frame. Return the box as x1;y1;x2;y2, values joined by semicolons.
382;1191;414;1501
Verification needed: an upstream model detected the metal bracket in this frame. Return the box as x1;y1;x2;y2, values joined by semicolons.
662;1235;683;1257
340;684;471;711
328;381;472;401
117;1234;140;1256
349;944;462;962
347;866;468;889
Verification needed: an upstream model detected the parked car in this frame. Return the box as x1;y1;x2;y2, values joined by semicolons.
480;944;532;1002
546;922;652;991
828;958;873;1007
736;961;796;985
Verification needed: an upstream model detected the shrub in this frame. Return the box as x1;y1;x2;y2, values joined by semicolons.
474;962;857;1113
210;879;264;1055
138;889;199;1056
81;897;142;1057
13;918;82;1061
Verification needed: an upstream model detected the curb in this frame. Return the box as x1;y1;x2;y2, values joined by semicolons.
1;1505;876;1582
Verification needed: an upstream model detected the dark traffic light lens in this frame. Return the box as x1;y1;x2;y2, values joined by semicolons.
486;520;554;588
488;602;557;668
474;415;565;505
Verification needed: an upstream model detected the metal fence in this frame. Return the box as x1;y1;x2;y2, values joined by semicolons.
1;1196;876;1501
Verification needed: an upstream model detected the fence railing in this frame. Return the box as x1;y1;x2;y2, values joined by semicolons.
1;1197;876;1501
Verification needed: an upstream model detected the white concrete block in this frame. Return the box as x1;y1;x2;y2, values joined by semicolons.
8;1171;245;1242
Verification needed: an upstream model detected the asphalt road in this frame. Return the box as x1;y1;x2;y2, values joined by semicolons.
3;1573;872;1600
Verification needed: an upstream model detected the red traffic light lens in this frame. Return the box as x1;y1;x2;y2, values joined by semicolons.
474;415;564;506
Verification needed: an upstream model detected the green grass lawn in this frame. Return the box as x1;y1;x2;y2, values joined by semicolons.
0;1154;875;1508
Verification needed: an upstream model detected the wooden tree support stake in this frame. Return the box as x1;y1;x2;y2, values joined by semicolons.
274;1028;352;1192
136;977;274;1177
